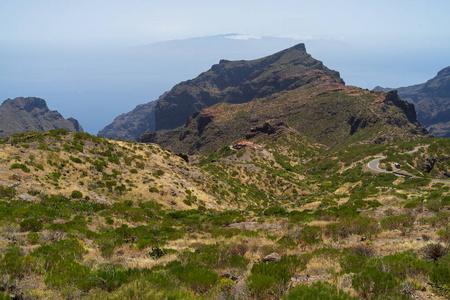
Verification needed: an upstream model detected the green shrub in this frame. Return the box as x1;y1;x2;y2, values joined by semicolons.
149;246;166;260
78;264;132;292
377;250;432;279
149;187;159;193
283;282;357;300
347;217;380;239
0;292;12;300
27;232;40;245
264;206;287;216
429;261;450;297
299;225;323;244
170;262;219;294
0;185;17;199
20;218;43;232
70;156;83;163
380;214;414;235
352;266;400;299
101;243;116;258
105;217;114;225
325;222;350;241
153;169;164;177
425;198;444;212
44;259;90;288
0;244;34;279
277;235;297;249
247;261;291;299
32;239;87;270
71;190;83;199
10;163;30;172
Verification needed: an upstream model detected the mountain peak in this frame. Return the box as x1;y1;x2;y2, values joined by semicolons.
287;43;306;52
0;97;84;138
437;66;450;77
2;97;49;112
155;43;343;131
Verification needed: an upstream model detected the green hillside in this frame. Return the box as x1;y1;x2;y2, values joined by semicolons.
0;130;449;299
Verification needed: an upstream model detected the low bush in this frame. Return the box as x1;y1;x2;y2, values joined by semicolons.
421;243;448;262
247;261;291;299
283;281;357;300
71;190;83;199
264;206;287;216
0;185;17;199
27;232;40;244
20;218;43;232
380;214;414;235
149;246;166;260
169;261;219;294
298;225;323;244
10;163;30;173
352;266;400;299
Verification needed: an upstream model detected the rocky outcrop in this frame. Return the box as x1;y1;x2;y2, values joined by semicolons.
245;120;289;140
0;97;83;138
421;157;437;173
155;43;344;131
374;66;450;137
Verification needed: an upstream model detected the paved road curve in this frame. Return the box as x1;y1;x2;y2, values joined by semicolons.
367;157;390;173
367;156;450;183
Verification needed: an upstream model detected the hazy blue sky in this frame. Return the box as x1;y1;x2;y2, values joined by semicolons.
2;0;450;48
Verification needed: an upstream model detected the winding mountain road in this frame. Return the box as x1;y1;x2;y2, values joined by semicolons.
367;157;390;174
366;147;449;183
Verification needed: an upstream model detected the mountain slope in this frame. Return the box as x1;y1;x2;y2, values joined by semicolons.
0;130;223;210
155;43;344;131
142;85;429;155
374;66;450;137
98;100;157;141
0;97;83;138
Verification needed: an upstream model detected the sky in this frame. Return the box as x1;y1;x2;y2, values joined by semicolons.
1;0;449;134
2;0;450;47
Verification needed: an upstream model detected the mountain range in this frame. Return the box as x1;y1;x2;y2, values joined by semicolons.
374;66;450;138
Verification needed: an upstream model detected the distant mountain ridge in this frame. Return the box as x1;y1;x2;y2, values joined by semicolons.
0;97;83;138
374;66;450;137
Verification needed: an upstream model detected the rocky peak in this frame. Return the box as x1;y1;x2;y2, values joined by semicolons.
437;66;450;77
383;90;418;124
0;97;83;138
2;97;49;112
155;43;343;131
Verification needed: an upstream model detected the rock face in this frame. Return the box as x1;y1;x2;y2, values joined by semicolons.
0;97;83;138
98;100;157;141
142;86;429;154
155;43;344;131
374;66;450;137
